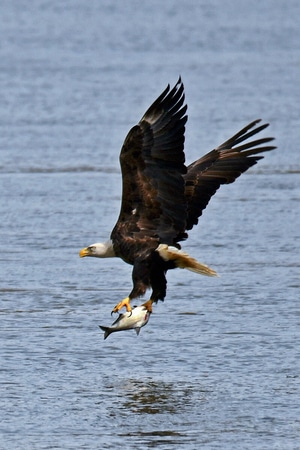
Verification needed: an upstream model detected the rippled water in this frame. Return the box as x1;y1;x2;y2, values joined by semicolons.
1;1;300;449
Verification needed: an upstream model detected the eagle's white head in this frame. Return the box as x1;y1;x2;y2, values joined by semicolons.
79;240;115;258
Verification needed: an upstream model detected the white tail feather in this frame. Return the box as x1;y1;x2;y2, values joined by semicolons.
156;244;218;277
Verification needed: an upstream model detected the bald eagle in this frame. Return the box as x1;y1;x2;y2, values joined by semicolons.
79;78;275;314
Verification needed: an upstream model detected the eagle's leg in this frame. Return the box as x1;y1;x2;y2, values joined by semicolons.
111;296;132;314
141;299;154;313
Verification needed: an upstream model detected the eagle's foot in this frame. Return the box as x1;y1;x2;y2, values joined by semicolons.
141;299;154;313
111;296;132;315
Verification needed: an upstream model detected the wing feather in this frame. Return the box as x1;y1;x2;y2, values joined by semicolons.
111;78;188;246
184;119;276;230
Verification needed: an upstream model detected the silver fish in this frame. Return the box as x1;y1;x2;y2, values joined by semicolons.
99;305;151;340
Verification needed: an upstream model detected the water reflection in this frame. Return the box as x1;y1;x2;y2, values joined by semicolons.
111;378;205;446
123;430;188;448
119;378;206;415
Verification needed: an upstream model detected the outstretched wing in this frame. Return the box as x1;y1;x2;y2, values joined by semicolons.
184;119;276;230
112;78;188;245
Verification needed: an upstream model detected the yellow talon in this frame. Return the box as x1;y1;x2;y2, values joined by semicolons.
112;296;132;314
141;299;154;313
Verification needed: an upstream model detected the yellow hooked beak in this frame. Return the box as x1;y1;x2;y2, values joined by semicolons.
79;247;90;258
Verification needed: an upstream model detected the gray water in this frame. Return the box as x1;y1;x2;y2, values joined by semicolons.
1;1;300;449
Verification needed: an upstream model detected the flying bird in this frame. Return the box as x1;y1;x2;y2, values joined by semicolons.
79;78;275;315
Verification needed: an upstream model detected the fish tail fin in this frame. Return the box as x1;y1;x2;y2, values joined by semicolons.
99;325;111;340
157;244;218;277
135;327;141;336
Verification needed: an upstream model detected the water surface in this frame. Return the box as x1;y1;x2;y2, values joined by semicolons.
1;1;299;449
